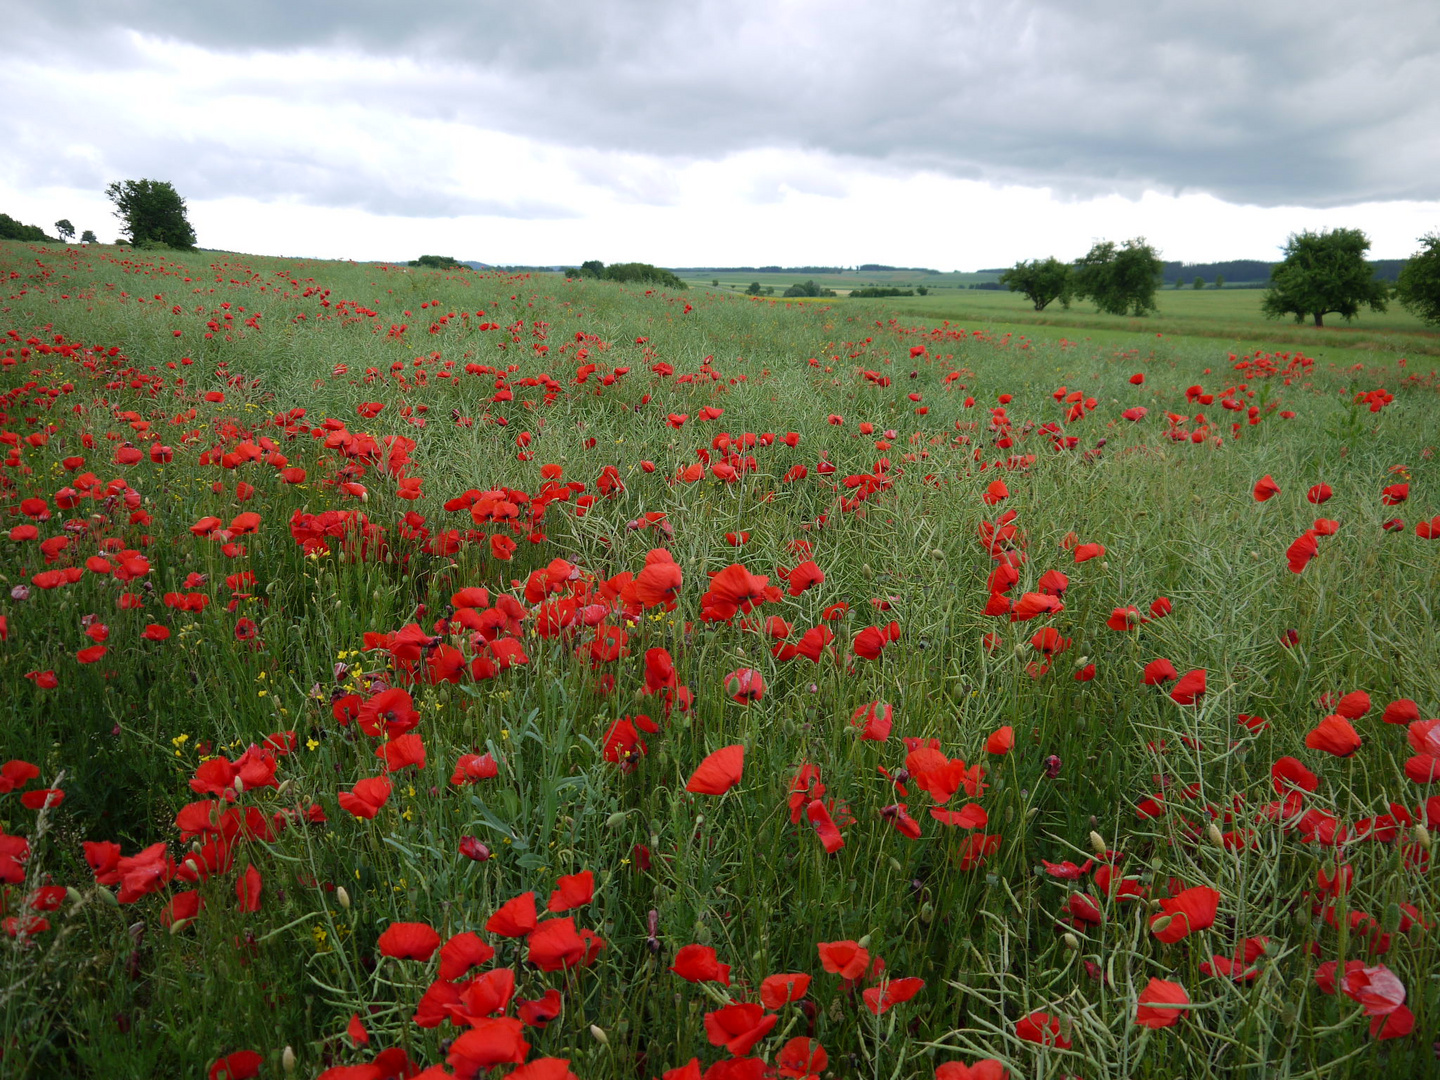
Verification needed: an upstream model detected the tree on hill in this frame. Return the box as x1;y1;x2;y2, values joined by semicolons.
999;258;1072;310
105;179;197;250
745;281;762;295
0;214;54;242
409;255;463;269
54;219;74;242
1071;238;1164;316
1261;228;1387;328
571;260;688;290
80;229;97;243
782;280;836;298
1395;233;1440;327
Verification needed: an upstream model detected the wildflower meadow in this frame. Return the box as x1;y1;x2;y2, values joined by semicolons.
0;239;1437;1079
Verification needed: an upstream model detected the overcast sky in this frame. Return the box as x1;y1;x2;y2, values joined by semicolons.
3;0;1438;268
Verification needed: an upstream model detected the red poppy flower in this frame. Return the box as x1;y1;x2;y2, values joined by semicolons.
346;1012;369;1047
777;1036;826;1078
724;668;765;703
852;702;893;741
446;1018;530;1074
439;931;496;980
785;560;825;596
863;976;925;1014
1252;475;1281;501
760;972;810;1008
1149;886;1220;942
685;745;744;795
1169;669;1206;705
527;917;595;971
704;1003;777;1055
517;989;563;1029
1306;715;1362;758
1307;482;1332;504
451;752;499;785
984;726;1014;755
934;1061;1009;1080
817;940;870;979
376;732;426;772
209;1051;264;1080
1014;1011;1071;1048
1143;658;1178;685
1074;542;1105;562
671;944;731;985
486;892;538;937
547;870;594;912
1135;977;1189;1028
337;775;392;819
1383;699;1420;725
806;798;845;852
377;921;440;961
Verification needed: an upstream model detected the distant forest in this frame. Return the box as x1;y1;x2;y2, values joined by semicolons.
979;258;1407;287
673;264;942;275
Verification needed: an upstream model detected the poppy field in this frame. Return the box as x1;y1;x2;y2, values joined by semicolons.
1;239;1439;1080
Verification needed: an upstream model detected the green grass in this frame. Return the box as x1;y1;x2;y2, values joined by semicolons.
0;238;1437;1080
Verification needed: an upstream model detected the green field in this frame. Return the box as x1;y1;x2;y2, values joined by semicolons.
0;238;1437;1080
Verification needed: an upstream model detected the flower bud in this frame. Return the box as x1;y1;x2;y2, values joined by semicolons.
1089;831;1107;856
1062;932;1080;951
589;1024;609;1046
1150;915;1173;936
1207;823;1225;848
283;1046;296;1075
336;886;350;911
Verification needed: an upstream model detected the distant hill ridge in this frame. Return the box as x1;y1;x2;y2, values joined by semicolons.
980;259;1406;284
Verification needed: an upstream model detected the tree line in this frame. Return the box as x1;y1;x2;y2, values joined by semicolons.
1000;230;1440;328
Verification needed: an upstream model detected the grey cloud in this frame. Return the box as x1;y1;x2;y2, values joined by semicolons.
6;0;1440;207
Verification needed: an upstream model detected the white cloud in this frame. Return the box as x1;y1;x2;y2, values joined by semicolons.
2;2;1438;266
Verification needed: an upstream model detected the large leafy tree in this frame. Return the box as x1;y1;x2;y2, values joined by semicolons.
1071;238;1163;316
1395;233;1440;327
999;257;1071;311
1261;228;1387;327
54;219;74;241
104;179;197;250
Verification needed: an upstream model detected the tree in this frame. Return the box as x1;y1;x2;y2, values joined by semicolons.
409;254;462;269
745;282;762;295
54;219;74;242
999;257;1071;311
104;179;197;250
1214;274;1225;289
1071;238;1164;316
1193;276;1205;289
80;229;97;244
1261;228;1387;328
1395;233;1440;327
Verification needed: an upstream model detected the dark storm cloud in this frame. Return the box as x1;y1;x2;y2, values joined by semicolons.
7;0;1440;208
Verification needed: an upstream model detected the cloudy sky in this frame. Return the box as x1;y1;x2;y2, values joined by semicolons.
4;0;1438;268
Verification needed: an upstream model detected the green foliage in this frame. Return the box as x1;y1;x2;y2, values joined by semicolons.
0;213;54;242
103;179;197;251
1193;276;1205;289
915;285;928;296
1215;274;1225;289
1395;232;1440;327
574;260;687;290
54;219;75;242
782;279;836;298
999;257;1072;311
408;255;463;269
1261;228;1388;328
745;281;762;295
79;230;97;244
848;286;914;298
1071;238;1163;316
